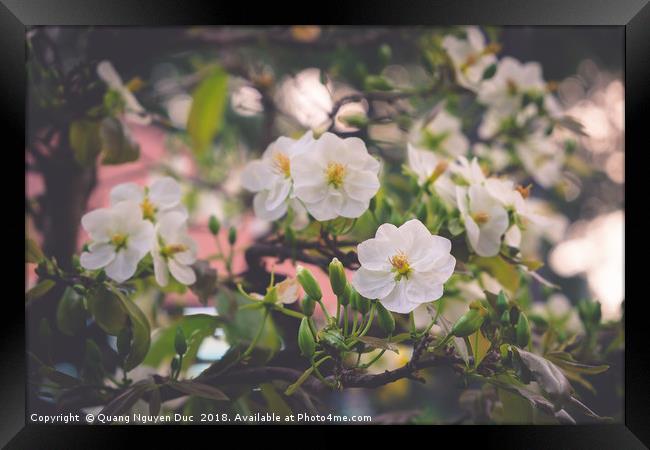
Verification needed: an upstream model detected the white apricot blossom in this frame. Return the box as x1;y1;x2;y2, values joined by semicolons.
406;144;456;206
111;176;186;222
97;60;151;125
351;219;456;314
477;57;546;139
516;132;565;188
456;184;509;257
292;132;380;221
240;131;314;226
411;109;469;157
450;155;486;185
80;201;154;283
442;26;498;92
152;211;197;286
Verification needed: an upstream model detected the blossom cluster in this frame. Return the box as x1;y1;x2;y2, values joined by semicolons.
79;177;198;286
241;131;381;225
416;26;568;188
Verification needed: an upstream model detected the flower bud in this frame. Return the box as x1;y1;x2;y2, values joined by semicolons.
296;265;322;301
328;258;347;297
302;294;316;316
376;302;395;335
496;290;509;314
341;284;353;307
516;312;531;348
363;75;393;91
228;226;237;245
116;326;132;359
263;286;279;304
171;355;180;373
318;328;346;352
298;317;316;358
208;215;221;235
451;308;486;338
352;292;371;315
174;326;187;355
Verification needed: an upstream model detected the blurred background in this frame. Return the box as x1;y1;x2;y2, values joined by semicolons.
25;26;623;423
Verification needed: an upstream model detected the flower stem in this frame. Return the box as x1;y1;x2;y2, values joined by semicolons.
358;303;376;337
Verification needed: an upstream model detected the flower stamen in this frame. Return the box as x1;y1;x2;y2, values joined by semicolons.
141;197;157;221
160;243;188;259
325;162;346;188
272;152;291;178
472;212;490;225
110;233;128;251
389;252;412;280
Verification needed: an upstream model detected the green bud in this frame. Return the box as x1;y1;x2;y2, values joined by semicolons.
318;328;346;352
296;265;322;301
116;326;132;359
357;295;371;315
208;215;221;235
171;355;180;373
379;44;392;64
363;75;393;91
302;294;316;316
375;302;395;335
174;326;187;355
341;284;353;307
228;226;237;245
496;290;509;314
500;310;510;325
451;308;486;338
328;258;347;296
516;312;531;348
298;317;316;358
339;114;368;129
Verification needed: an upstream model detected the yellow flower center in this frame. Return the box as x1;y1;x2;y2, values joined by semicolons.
272;152;291;178
389;252;412;280
427;160;449;184
160;243;188;259
110;233;128;250
506;79;518;96
472;212;490;225
325;162;346;188
140;197;157;221
515;184;532;199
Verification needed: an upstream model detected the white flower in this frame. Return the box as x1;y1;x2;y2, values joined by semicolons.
456;184;509;257
406;144;456;206
152;212;197;286
97;60;151;125
472;142;510;172
241;132;314;225
80;201;154;283
292;132;380;221
351;219;456;314
477;57;546;138
516;132;565;188
442;27;497;92
250;278;300;304
450;155;486;185
111;176;186;222
411;110;469;157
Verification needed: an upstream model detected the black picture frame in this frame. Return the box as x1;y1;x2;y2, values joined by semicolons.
5;0;648;447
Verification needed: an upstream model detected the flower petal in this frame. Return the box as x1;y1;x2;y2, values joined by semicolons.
379;280;414;314
153;251;169;287
343;169;379;202
264;178;291;211
169;260;196;285
81;208;113;242
149;177;182;210
405;272;444;304
241;160;274;192
110;182;144;206
351;267;395;300
105;247;141;283
357;238;394;271
253;191;288;221
80;243;115;270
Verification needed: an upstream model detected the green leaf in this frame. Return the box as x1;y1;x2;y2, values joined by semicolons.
107;285;152;371
99;117;140;165
513;347;572;406
144;314;223;370
169;380;229;401
187;67;229;156
471;255;520;293
87;286;128;335
357;336;399;353
56;287;87;336
545;351;609;375
26;280;56;303
482;63;497;80
468;329;491;368
69;119;102;166
26;238;45;263
101;379;155;416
